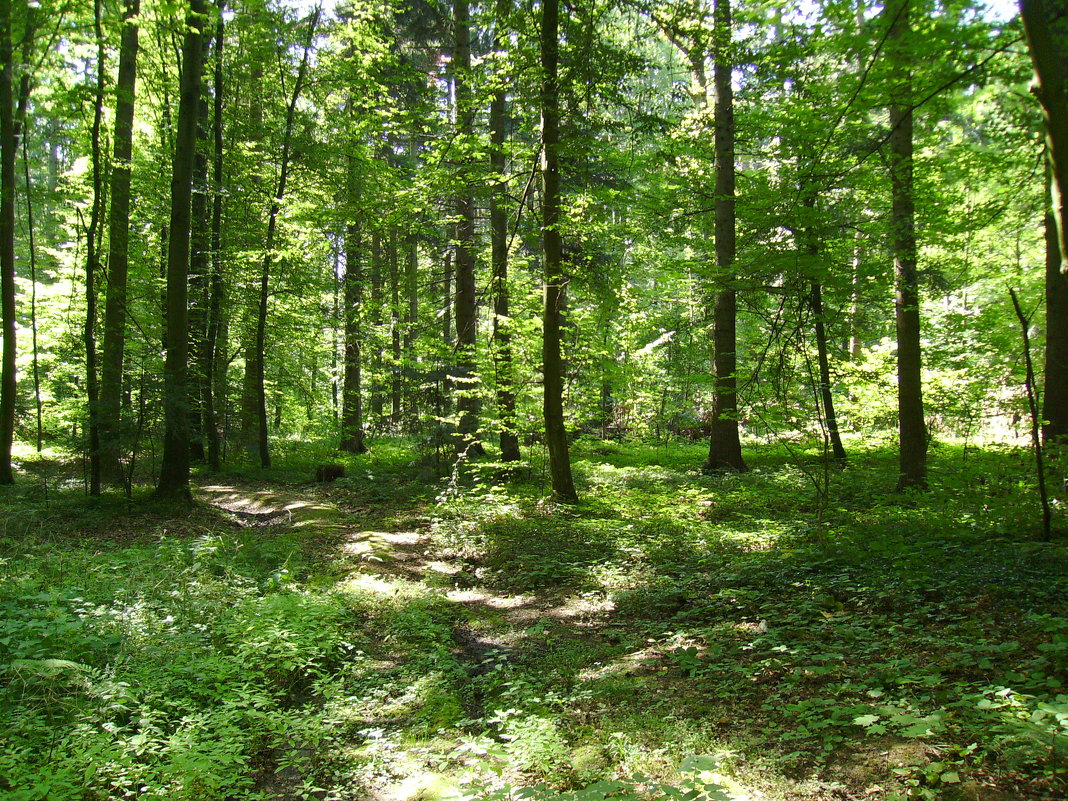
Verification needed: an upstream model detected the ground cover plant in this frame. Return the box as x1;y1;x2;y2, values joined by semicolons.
1;438;1064;800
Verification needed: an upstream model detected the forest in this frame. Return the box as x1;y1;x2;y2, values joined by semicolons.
2;0;1068;797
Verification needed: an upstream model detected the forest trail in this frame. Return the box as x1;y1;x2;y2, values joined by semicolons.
193;479;750;801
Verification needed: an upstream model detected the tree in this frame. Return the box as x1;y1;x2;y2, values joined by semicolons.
490;0;520;463
99;0;142;488
886;0;927;491
1022;0;1068;277
156;0;208;501
540;0;577;503
0;0;16;485
452;0;484;458
704;0;746;473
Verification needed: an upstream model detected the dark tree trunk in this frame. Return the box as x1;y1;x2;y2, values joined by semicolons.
251;7;319;469
704;0;746;473
1044;199;1068;443
811;282;847;463
156;0;207;501
84;0;106;496
886;0;927;491
490;35;520;463
1022;0;1068;277
452;0;483;458
340;213;366;453
0;0;15;484
99;0;141;488
20;105;40;454
540;0;577;503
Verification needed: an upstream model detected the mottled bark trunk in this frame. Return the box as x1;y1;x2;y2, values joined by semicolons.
389;230;401;423
540;0;577;502
704;0;746;473
204;1;225;470
156;0;207;501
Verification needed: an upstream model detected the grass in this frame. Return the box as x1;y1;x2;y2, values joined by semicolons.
0;437;1065;800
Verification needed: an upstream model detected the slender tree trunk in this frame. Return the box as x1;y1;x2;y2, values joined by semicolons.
1044;194;1068;442
704;0;746;473
405;234;418;428
0;0;15;485
848;232;864;359
389;230;401;423
21;115;40;453
886;0;927;490
452;0;483;458
84;0;107;496
252;7;319;468
490;37;520;462
332;243;340;425
810;282;847;462
540;0;577;503
1022;0;1068;277
340;202;366;453
204;0;225;470
99;0;142;488
156;0;207;501
188;32;212;466
370;232;384;422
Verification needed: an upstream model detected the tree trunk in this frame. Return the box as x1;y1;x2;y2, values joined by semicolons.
452;0;483;458
704;0;747;473
540;0;578;503
405;234;418;428
188;34;212;466
370;232;384;422
251;7;319;469
811;282;847;462
99;0;141;488
156;0;207;501
1044;197;1068;442
340;211;366;453
1022;0;1068;277
389;230;401;424
886;0;927;491
490;35;520;463
84;0;106;496
0;0;15;485
204;0;225;471
20;108;41;454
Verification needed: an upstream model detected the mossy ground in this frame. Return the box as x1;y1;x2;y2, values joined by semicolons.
0;437;1065;800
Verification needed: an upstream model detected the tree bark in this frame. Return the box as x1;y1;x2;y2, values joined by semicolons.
811;282;847;463
156;0;208;501
704;0;747;473
0;0;16;485
99;0;142;488
1044;196;1068;442
340;206;366;453
389;229;401;424
84;0;107;496
540;0;578;503
1022;0;1068;276
204;0;225;470
886;0;927;490
188;30;212;466
452;0;483;458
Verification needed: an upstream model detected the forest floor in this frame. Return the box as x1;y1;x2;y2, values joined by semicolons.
2;438;1068;801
